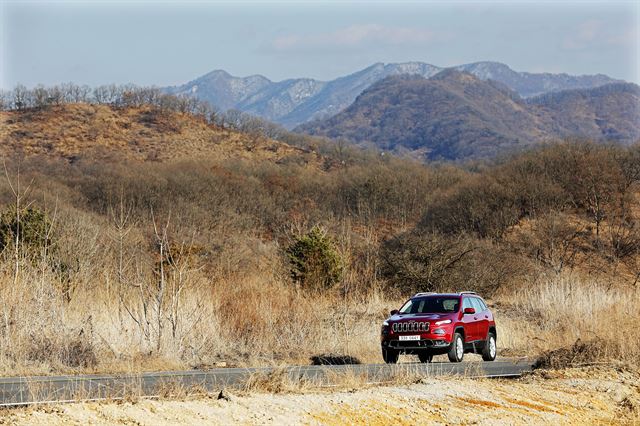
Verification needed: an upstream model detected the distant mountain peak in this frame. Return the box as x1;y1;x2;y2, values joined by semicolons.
461;60;513;69
431;68;477;82
203;69;232;78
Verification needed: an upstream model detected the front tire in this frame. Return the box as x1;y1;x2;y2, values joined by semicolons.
382;348;399;364
448;333;464;363
482;332;497;361
418;352;433;363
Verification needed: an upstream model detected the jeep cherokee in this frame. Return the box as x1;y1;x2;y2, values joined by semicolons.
380;291;497;364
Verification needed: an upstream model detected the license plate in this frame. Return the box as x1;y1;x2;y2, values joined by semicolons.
399;335;421;341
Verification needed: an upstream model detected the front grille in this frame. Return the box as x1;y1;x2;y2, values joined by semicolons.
391;321;429;333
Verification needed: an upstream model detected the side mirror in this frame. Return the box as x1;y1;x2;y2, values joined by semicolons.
390;309;399;316
463;307;476;315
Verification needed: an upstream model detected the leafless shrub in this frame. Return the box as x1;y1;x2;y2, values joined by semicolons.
510;212;588;274
23;332;97;369
380;230;475;293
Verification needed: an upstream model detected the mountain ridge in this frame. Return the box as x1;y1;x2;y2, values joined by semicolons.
165;61;621;128
297;70;640;161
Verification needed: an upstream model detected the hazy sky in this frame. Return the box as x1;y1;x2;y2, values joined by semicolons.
1;0;638;89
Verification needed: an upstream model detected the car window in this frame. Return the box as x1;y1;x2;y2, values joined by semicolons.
475;298;488;311
471;298;485;312
399;297;460;314
462;297;473;311
442;299;459;312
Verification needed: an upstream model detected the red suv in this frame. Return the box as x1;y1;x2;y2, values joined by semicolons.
380;292;497;364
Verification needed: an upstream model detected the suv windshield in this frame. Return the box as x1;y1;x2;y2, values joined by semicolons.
399;297;460;314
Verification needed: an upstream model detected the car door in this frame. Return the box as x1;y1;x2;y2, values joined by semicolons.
471;297;489;342
460;297;478;343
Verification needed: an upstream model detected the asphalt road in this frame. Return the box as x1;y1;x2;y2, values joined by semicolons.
0;358;533;406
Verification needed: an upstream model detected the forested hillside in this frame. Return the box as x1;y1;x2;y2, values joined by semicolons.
299;72;640;160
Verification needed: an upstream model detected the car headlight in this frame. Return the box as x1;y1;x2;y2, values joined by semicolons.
433;328;446;335
383;320;389;326
435;319;452;326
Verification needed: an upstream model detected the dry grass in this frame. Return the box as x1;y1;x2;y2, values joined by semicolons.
241;363;464;395
0;260;388;375
0;104;321;165
496;276;640;366
243;367;315;394
0;254;637;376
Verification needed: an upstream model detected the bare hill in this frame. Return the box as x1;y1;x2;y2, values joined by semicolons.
0;103;321;165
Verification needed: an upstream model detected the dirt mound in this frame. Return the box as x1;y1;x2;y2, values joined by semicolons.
534;338;608;369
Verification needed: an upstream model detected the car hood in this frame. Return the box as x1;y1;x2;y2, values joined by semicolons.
388;313;454;322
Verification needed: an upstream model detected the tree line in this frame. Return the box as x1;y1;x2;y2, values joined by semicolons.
0;83;291;140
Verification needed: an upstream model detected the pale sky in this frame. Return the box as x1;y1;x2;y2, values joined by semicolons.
1;0;638;89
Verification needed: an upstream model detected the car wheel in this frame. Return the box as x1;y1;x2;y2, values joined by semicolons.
382;348;399;364
418;352;433;363
482;332;497;361
447;333;464;363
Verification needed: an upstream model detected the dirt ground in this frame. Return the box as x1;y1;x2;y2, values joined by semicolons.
1;367;638;425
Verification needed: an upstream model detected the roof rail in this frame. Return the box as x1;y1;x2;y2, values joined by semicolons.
459;291;477;295
414;292;436;297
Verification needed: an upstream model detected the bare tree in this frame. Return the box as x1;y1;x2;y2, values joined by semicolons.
3;161;35;286
0;90;9;111
519;212;586;274
150;210;170;351
380;230;476;293
93;85;112;104
32;85;50;108
12;84;30;110
47;85;64;106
